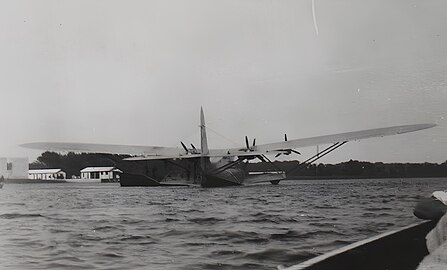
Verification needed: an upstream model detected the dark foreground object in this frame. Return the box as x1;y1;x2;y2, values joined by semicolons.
414;197;447;220
286;220;437;270
119;173;189;187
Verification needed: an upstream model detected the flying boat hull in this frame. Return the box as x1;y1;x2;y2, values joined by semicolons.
120;173;189;187
200;168;245;187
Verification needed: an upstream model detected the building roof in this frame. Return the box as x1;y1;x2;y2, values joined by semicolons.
80;167;122;173
29;169;64;174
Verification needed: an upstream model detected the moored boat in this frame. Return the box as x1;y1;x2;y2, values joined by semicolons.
282;220;437;270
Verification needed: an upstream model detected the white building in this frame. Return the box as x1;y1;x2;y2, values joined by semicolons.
29;169;66;180
80;167;122;181
1;157;29;179
0;158;6;178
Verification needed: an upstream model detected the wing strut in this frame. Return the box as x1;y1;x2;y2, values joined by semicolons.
209;157;245;175
286;141;348;176
260;154;283;172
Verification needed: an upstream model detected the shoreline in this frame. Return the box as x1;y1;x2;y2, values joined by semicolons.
285;175;447;180
5;178;112;184
4;176;445;184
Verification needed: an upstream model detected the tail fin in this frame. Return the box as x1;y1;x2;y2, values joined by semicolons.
200;107;209;155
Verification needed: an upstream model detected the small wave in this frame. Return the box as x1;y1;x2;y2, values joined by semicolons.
179;208;205;214
362;212;392;218
92;225;117;232
188;217;223;225
120;235;154;241
365;207;393;211
45;256;85;263
0;202;26;206
187;262;264;270
183;242;208;247
43;263;85;269
70;233;104;242
308;222;339;227
201;230;268;244
165;217;182;222
270;230;304;240
120;219;145;225
270;230;344;241
315;204;340;209
244;248;317;263
249;212;298;224
0;213;44;219
99;252;124;258
356;227;380;234
374;222;395;227
210;249;244;256
49;228;71;233
329;239;353;246
159;229;188;237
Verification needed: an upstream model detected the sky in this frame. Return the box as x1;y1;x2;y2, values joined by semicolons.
0;0;446;163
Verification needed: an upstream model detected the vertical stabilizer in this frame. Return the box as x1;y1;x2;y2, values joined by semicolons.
200;107;209;155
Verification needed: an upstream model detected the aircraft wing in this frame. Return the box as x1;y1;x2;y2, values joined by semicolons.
210;123;436;156
20;142;185;156
123;151;274;161
123;154;203;161
20;141;262;160
21;123;436;160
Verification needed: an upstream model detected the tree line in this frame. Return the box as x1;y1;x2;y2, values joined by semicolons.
30;151;447;179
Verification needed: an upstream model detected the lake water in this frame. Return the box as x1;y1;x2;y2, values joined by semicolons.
0;178;445;270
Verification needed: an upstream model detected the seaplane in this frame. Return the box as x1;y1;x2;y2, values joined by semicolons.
21;108;436;188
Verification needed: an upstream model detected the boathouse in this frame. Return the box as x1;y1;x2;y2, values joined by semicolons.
28;169;66;180
80;167;122;182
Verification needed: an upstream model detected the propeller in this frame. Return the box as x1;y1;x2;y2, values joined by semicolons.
181;142;199;154
181;141;189;153
190;143;199;154
238;136;258;161
274;134;300;158
244;136;256;152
